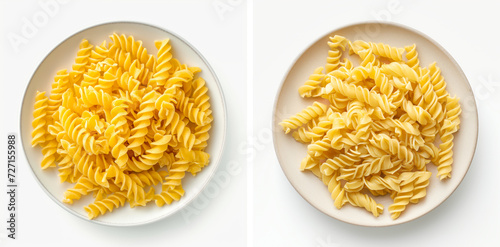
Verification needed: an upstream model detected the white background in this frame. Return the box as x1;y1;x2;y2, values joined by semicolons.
254;0;500;246
0;0;246;246
2;0;500;246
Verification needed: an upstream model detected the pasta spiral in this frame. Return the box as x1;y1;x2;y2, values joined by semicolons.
279;101;327;134
325;35;347;73
437;96;461;179
84;192;127;220
32;91;49;147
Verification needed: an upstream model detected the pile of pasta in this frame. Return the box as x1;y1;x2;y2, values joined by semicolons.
279;35;461;219
31;33;212;219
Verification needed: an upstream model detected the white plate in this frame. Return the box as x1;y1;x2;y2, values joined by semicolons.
272;22;478;227
20;22;226;226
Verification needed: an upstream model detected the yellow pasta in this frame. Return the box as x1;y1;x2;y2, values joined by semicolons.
280;35;461;219
32;33;212;219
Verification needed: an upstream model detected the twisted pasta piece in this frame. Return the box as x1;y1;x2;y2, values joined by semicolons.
409;171;431;203
191;77;211;113
325;35;347;73
296;110;334;143
47;70;71;117
40;135;58;170
346;192;384;217
321;172;346;209
89;40;109;65
105;125;128;169
32;91;49;147
155;87;177;125
57;152;79;183
356;40;405;61
63;177;96;204
338;155;397;181
130;169;168;187
298;67;325;97
84;191;127;219
320;146;367;176
344;178;364;192
428;62;449;104
161;159;190;190
404;44;419;72
176;90;211;126
307;133;332;158
193;124;211;150
388;182;413;219
154;184;185;207
372;118;420;136
165;66;198;90
388;172;428;219
127;90;158;155
168;112;196;150
416;68;444;124
300;154;322;172
381;62;418;83
437;96;461;179
71;39;93;83
364;174;401;194
279;102;328;134
149;39;173;87
109;98;130;134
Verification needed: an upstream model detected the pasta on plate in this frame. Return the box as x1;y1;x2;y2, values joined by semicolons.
279;35;461;219
31;33;213;219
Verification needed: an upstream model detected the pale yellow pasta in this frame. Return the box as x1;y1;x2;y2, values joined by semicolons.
280;36;461;219
32;33;213;219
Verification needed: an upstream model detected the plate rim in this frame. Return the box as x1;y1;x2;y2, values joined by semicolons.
19;20;227;227
271;21;479;227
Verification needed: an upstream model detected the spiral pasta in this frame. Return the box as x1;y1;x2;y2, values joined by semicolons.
280;36;461;219
32;33;213;219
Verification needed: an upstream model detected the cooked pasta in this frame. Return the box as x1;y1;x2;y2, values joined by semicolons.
280;36;461;219
32;33;212;219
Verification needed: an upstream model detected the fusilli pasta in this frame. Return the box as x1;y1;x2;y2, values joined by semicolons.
32;33;213;219
280;36;461;219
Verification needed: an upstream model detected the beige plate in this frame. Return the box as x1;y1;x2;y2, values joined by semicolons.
20;22;226;226
272;22;478;226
